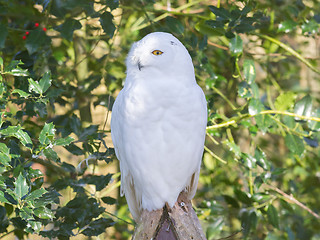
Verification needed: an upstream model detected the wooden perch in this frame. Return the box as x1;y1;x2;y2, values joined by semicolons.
132;191;207;240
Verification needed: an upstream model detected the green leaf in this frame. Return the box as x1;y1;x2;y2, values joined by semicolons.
25;189;47;202
238;81;252;98
0;153;10;167
255;114;273;133
28;78;42;94
301;19;319;35
234;189;252;204
25;29;50;54
229;35;243;57
39;72;52;93
267;204;279;228
0;143;10;167
84;174;113;191
39;122;56;145
294;95;312;119
243;59;256;84
0;23;8;49
0;191;10;204
248;98;264;115
12;89;31;98
81;218;115;236
275;92;296;111
278;20;297;33
107;0;119;10
28;221;42;233
14;174;29;200
19;206;34;220
4;60;29;76
99;12;116;38
55;136;74;146
34;206;54;219
308;108;320;131
254;148;270;170
56;18;82;41
101;196;117;205
209;5;231;20
224;140;241;158
285;134;304;156
1;126;33;149
240;153;256;169
241;210;257;237
166;16;184;35
15;129;33;149
43;148;59;161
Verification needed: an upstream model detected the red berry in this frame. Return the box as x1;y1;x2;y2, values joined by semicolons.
42;27;47;32
26;31;30;35
22;35;27;40
35;23;39;27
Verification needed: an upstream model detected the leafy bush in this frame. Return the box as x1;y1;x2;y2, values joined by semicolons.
0;0;319;239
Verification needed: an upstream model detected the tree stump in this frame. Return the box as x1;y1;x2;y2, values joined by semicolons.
132;191;207;240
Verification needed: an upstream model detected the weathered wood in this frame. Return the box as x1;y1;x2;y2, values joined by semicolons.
132;191;207;240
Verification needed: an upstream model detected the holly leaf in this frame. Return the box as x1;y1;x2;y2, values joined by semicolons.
99;12;115;38
14;174;29;200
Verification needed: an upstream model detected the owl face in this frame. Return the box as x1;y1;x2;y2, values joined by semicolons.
126;32;193;76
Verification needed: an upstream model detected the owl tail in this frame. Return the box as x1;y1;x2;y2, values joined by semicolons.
121;171;142;221
185;166;201;200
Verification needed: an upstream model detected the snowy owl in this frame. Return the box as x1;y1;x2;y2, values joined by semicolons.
111;32;207;221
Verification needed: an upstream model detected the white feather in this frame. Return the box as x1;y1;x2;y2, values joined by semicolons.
111;32;207;221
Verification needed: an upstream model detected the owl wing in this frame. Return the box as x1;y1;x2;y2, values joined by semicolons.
111;90;142;221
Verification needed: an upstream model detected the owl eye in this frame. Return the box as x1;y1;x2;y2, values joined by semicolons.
151;50;164;56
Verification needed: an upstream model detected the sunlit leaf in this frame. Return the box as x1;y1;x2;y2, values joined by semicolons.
25;189;47;202
243;59;256;84
28;78;42;95
39;122;56;145
55;136;74;146
34;207;54;219
248;98;264;115
12;89;31;98
275;92;296;111
14;174;29;200
294;95;312;120
278;20;297;33
39;72;52;94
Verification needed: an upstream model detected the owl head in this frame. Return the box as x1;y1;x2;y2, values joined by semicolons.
126;32;194;79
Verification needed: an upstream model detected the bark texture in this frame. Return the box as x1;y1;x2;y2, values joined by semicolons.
132;191;207;240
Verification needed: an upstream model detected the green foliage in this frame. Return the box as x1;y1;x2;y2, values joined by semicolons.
0;0;320;239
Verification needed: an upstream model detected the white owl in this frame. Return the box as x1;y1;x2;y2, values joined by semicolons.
111;32;207;221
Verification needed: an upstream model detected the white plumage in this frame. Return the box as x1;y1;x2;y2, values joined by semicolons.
111;32;207;221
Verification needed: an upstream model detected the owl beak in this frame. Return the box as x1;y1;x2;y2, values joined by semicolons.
137;61;143;71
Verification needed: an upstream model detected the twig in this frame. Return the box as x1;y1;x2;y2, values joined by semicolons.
131;0;204;31
264;184;320;219
204;145;227;164
208;40;229;51
206;110;320;130
256;34;320;75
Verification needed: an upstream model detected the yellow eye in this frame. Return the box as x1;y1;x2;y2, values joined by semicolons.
152;50;163;55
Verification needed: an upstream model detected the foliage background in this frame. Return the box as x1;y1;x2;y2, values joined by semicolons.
0;0;320;239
